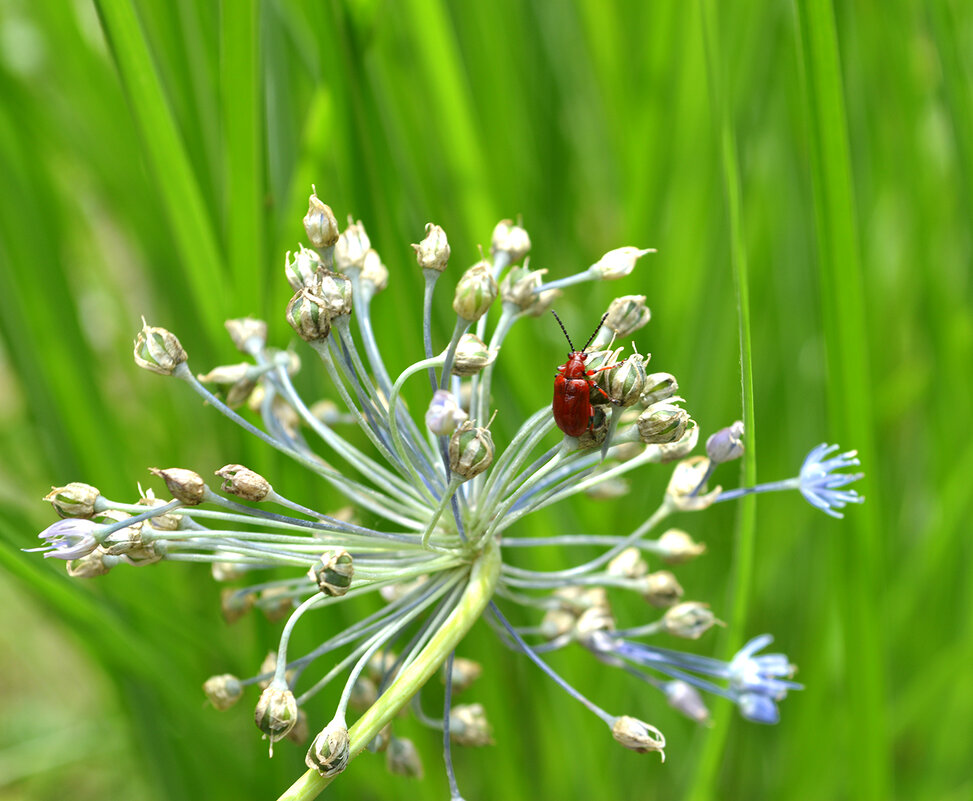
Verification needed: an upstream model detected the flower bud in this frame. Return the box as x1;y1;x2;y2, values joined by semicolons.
133;320;187;376
576;406;610;450
452;261;499;322
491;219;531;262
449;703;493;747
425;390;468;436
448;420;495;480
638;403;689;444
665;456;721;511
285;245;323;291
367;723;393;753
590;247;655;280
499;263;546;311
657;423;700;463
149;467;206;505
138;488;182;530
286;287;332;342
212;558;248;582
221;587;256;624
639;570;684;608
604;295;651;338
225;317;268;353
540;607;576;640
602;355;647;407
349;676;378;712
641;372;678;405
607;547;648;579
451;334;496;377
254;681;299;746
662;601;721;639
366;650;399;683
525;286;562;317
303;191;339;248
386;736;423;779
706;421;745;464
308;549;354;596
443;657;483;694
287;709;311;745
66;547;116;578
360;248;389;293
44;482;100;518
611;715;665;759
216;464;272;501
203;674;243;710
412;223;450;272
259;587;295;622
657;528;706;564
313;269;354;318
32;518;101;560
306;720;350;777
574;605;616;645
334;217;370;272
664;680;711;724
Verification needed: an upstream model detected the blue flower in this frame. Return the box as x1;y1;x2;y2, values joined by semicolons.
26;519;100;560
799;443;865;518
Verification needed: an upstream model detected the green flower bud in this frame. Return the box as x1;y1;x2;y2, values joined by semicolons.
203;673;243;710
44;482;100;518
500;263;547;311
637;403;689;444
657;528;706;564
611;715;665;759
334;217;370;272
149;467;206;505
449;703;493;747
285;245;323;291
604;295;651;337
641;372;678;405
638;570;684;608
386;736;424;779
451;333;496;377
661;601;721;639
306;720;350;777
133;320;187;376
589;246;655;280
308;549;354;596
303;190;340;248
254;681;299;746
215;464;272;502
412;223;451;272
448;420;495;480
491;218;531;262
452;261;499;322
603;354;647;407
225;317;268;353
286;287;332;342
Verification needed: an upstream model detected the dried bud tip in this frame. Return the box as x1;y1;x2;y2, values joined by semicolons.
590;247;655;280
611;715;666;760
133;319;187;376
149;467;206;505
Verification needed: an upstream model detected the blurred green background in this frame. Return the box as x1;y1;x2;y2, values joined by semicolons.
0;0;970;799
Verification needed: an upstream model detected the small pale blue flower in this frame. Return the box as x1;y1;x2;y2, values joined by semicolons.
799;443;865;518
26;518;100;560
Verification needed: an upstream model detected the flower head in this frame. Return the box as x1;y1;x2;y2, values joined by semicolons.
799;443;865;518
27;518;100;560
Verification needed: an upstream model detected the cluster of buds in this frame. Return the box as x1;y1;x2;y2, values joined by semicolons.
27;193;864;798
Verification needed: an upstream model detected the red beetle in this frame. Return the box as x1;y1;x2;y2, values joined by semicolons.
551;311;617;436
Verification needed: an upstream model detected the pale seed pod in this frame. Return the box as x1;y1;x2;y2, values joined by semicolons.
286;287;332;342
452;261;499;322
221;587;256;624
637;403;690;444
360;248;389;293
133;320;187;376
44;482;100;518
604;295;651;338
386;736;424;779
308;549;354;596
540;607;576;640
254;681;299;745
259;587;295;622
312;268;354;318
451;333;496;377
412;223;450;272
443;657;483;694
590;246;655;280
604;354;647;407
334;218;371;272
607;547;648;579
149;467;206;505
448;420;495;480
285;245;323;291
449;703;493;747
611;715;666;759
215;464;272;502
203;673;243;710
656;528;706;564
349;676;378;712
303;191;340;248
491;218;531;262
499;263;546;311
662;601;721;639
225;317;268;353
306;720;350;777
367;723;393;753
665;455;721;511
66;547;115;578
641;372;679;405
286;709;311;745
639;570;684;608
525;286;562;317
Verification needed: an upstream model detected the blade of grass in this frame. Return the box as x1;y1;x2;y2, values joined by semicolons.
685;2;758;798
794;2;889;799
93;0;228;334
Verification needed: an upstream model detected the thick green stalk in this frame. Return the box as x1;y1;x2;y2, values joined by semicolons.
275;539;501;801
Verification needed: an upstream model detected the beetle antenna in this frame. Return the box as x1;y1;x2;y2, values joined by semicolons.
550;310;576;352
581;313;608;352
